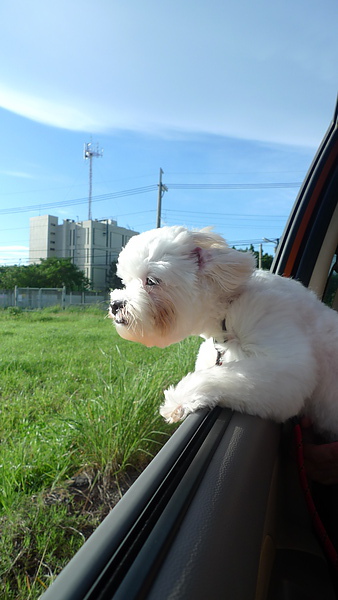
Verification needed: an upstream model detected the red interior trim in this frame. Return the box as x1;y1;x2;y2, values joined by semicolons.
283;145;338;278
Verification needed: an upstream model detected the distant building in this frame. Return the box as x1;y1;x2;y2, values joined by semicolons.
29;215;138;290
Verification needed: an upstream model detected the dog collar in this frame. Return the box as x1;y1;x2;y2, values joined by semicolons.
213;318;227;343
214;319;227;366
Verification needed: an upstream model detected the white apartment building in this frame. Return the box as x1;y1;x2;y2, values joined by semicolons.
29;215;138;290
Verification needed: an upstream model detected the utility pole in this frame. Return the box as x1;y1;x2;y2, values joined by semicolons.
263;237;280;253
156;168;168;228
84;142;103;220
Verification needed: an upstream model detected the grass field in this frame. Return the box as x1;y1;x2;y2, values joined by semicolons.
0;305;201;599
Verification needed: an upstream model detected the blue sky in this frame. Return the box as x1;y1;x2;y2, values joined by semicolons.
0;0;337;265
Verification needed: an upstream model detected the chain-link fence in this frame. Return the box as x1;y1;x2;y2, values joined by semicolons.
0;287;108;310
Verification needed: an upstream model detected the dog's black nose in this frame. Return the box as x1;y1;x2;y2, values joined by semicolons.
110;300;126;315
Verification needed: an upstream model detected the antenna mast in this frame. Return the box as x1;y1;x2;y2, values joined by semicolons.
84;142;103;220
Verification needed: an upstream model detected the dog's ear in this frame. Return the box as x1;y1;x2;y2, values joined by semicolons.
191;246;211;269
191;231;256;295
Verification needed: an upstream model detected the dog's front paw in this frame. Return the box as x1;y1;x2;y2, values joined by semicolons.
160;386;188;424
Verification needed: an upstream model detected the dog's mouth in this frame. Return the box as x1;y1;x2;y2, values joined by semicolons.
114;312;128;325
109;301;129;326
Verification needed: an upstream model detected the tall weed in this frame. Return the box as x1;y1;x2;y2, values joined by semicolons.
0;307;201;599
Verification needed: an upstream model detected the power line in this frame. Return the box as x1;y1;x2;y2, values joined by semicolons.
0;242;275;266
0;186;158;216
0;233;283;259
163;208;288;219
166;182;301;190
0;179;301;217
0;213;286;248
0;208;285;233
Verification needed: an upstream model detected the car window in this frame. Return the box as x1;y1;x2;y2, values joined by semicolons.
323;251;338;308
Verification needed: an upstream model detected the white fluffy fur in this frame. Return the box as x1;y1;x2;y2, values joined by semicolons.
109;225;338;437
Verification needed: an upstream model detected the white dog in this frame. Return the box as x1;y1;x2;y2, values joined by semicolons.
109;225;338;437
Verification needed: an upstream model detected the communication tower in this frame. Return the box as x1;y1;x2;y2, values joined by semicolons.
84;142;103;220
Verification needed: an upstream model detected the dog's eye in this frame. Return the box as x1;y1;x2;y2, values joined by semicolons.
146;277;160;286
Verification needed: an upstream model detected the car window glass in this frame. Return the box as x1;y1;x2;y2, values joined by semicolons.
323;251;338;308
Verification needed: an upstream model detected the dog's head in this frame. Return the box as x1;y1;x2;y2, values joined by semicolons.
109;226;255;347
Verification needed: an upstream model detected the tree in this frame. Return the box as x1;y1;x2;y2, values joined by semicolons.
0;265;43;289
38;258;91;290
235;245;274;270
0;258;90;291
323;270;338;307
249;244;274;270
107;261;123;290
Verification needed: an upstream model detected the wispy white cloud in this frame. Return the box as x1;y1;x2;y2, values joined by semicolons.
0;85;104;133
0;168;35;179
0;0;336;147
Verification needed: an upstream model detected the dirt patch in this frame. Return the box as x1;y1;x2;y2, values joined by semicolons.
0;468;142;599
42;467;140;535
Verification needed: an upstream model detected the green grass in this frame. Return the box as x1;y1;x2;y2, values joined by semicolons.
0;306;201;599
